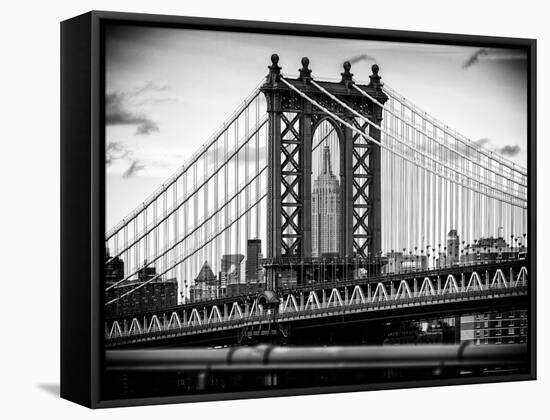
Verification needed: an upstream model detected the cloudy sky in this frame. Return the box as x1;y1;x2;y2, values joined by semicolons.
105;24;527;230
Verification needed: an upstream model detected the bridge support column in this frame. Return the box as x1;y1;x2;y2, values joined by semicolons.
263;56;283;262
367;284;372;301
485;270;490;289
301;99;313;259
368;122;382;257
437;276;441;294
413;278;418;297
341;122;354;258
366;68;385;257
461;273;465;292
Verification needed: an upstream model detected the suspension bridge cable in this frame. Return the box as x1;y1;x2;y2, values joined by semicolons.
280;78;524;210
382;83;527;177
311;79;525;203
106;82;264;241
106;192;267;306
105;116;268;266
305;79;526;207
106;167;268;291
352;84;526;189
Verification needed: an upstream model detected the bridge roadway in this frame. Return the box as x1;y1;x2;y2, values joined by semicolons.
105;260;529;348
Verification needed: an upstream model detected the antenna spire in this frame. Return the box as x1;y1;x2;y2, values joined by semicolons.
322;145;332;175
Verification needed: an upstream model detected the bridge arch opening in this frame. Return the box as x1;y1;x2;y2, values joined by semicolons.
311;118;343;274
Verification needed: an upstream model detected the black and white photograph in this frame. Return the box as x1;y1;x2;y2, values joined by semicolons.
4;0;550;416
100;18;533;402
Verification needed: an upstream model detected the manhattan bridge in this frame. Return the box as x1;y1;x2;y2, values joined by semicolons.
103;55;529;349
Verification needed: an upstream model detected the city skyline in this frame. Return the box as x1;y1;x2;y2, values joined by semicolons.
103;215;530;309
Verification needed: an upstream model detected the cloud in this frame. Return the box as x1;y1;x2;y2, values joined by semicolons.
496;145;521;157
463;48;490;68
135;97;178;106
462;48;526;69
132;80;170;96
107;142;176;178
134;120;159;135
105;81;181;176
347;53;377;65
475;137;491;146
474;138;521;158
106;141;131;165
105;81;176;136
106;92;160;135
122;160;146;178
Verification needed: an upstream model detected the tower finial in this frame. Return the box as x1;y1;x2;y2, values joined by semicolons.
341;61;353;88
369;63;383;90
299;57;312;83
266;53;282;85
322;145;332;175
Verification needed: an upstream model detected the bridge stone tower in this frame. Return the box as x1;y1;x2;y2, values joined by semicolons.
260;55;388;290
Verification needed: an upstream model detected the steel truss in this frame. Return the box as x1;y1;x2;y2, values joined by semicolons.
105;262;528;346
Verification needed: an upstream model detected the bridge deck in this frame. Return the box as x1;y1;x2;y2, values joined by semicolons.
105;260;528;348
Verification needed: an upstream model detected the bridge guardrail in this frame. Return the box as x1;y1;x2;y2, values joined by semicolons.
105;259;528;321
105;282;528;345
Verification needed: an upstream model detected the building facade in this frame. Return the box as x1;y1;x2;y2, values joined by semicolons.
460;236;526;264
447;229;460;265
105;262;178;318
461;310;528;345
312;146;340;257
384;317;460;344
384;252;428;274
220;254;245;297
189;261;221;302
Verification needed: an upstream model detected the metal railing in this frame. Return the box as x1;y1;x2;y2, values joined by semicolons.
106;343;528;372
105;284;528;344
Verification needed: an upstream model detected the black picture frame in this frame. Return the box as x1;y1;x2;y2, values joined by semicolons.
60;10;537;408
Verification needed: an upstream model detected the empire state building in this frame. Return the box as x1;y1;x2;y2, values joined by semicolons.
312;146;341;257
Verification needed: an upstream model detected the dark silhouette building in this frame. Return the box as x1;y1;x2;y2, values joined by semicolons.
105;262;177;318
245;239;262;284
105;248;124;284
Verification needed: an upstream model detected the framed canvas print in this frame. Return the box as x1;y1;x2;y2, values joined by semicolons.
60;11;536;408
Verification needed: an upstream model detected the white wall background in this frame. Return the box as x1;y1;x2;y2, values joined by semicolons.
1;0;547;417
